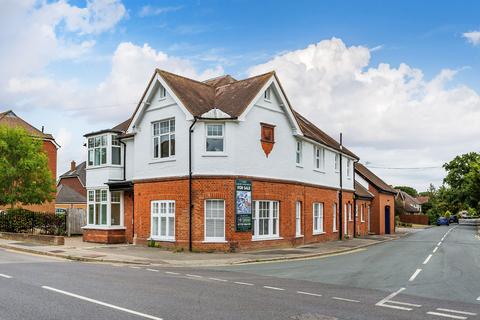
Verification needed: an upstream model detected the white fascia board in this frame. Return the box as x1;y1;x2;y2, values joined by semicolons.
201;108;231;119
127;73;194;133
237;75;303;136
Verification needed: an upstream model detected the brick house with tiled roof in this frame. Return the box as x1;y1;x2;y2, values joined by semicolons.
83;69;361;249
56;161;87;213
0;110;59;212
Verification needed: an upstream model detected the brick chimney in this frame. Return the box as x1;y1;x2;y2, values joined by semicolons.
70;160;76;171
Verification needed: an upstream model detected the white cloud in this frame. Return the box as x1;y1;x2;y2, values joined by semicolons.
250;38;480;190
138;5;182;17
463;31;480;46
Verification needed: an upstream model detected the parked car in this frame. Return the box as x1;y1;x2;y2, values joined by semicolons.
437;217;449;226
449;215;459;224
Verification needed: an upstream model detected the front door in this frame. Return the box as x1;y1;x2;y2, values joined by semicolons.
385;206;391;234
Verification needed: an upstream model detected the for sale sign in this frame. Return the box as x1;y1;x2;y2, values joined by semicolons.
235;179;252;232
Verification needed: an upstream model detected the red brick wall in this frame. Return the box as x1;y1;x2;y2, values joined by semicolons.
58;177;86;197
355;199;372;236
131;177;356;252
368;186;395;235
83;229;126;244
399;214;429;225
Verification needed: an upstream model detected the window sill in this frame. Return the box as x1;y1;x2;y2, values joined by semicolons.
333;230;338;233
86;165;123;170
313;231;326;235
149;237;175;242
201;153;228;157
158;97;166;101
264;98;272;103
82;226;126;230
202;240;227;243
149;157;176;164
251;236;283;242
313;169;326;174
295;235;304;238
296;164;304;168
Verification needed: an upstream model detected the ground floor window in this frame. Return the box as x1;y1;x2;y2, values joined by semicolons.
333;203;337;232
348;203;353;221
87;189;123;227
295;201;302;237
205;199;225;242
253;200;279;239
151;200;175;241
313;202;324;234
361;204;365;222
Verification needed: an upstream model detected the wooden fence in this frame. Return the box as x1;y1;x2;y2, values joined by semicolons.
399;214;429;225
66;208;86;236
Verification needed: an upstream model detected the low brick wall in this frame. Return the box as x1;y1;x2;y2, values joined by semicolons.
399;214;429;225
83;228;126;244
0;232;64;245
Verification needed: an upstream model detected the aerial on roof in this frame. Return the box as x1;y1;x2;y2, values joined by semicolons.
89;69;358;159
0;110;55;140
355;163;396;194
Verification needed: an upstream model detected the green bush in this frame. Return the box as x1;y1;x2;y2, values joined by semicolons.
444;210;452;219
0;208;65;236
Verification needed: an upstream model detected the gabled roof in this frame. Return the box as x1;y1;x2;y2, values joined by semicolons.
59;161;86;186
355;163;396;194
355;181;374;199
396;189;421;213
0;110;55;140
416;196;430;204
56;184;86;204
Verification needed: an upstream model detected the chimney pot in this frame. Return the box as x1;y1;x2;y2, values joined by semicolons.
70;160;76;171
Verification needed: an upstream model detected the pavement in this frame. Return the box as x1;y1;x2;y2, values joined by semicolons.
0;224;478;320
0;231;409;267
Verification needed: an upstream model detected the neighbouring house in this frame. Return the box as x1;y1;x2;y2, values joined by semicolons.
56;161;87;214
0;110;59;212
395;189;422;214
354;181;374;236
83;69;361;249
416;196;430;207
354;163;396;235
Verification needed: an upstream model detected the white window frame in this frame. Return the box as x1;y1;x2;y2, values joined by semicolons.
151;200;175;241
347;159;352;178
87;135;108;167
111;135;122;166
253;200;280;240
152;118;175;160
355;204;358;221
86;189;124;228
335;153;340;172
361;204;365;222
314;146;325;171
333;203;337;232
264;87;271;101
295;201;302;237
348;203;353;221
313;202;324;234
344;203;348;235
296;141;303;166
159;85;167;99
368;205;371;232
205;123;225;153
204;199;226;242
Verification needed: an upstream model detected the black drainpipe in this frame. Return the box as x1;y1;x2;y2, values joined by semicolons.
339;133;343;240
188;117;198;252
119;139;134;243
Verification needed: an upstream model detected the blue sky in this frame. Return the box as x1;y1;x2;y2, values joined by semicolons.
1;0;480;190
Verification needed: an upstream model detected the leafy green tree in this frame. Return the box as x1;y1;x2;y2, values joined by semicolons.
0;126;55;208
394;185;418;197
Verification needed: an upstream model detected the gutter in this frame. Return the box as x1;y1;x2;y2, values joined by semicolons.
188;117;198;252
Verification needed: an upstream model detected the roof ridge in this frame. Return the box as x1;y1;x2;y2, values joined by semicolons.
156;69;214;88
203;74;237;82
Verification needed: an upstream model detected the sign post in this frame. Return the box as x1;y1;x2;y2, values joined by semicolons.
235;179;252;232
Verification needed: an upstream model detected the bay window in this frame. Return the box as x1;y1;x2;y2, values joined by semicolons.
87;189;123;227
88;135;107;166
205;123;224;152
204;199;225;242
153;118;175;159
253;200;279;240
111;136;121;165
151;200;175;241
313;202;324;234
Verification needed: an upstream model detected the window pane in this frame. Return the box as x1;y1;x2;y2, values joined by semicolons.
95;137;101;147
111;203;120;226
206;138;224;152
95;204;100;225
153;137;159;158
88;190;94;202
207;124;223;136
88;150;94;166
100;147;107;165
152;217;158;236
88;138;94;148
101;135;107;146
101;190;107;202
112;147;121;165
101;204;107;224
170;119;175;132
111;191;120;203
88;204;94;224
94;148;100;166
95;190;100;202
160;121;170;134
168;217;175;237
153;123;159;136
170;134;175;156
160;135;169;158
160;217;166;236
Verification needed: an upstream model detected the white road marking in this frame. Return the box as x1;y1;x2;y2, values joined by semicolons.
375;287;414;311
426;311;467;320
297;291;322;297
436;308;477;316
388;300;422;307
423;254;433;265
438;241;442;246
165;271;179;275
409;268;422;282
234;281;254;286
42;286;163;320
477;296;480;301
0;274;12;279
332;297;359;303
208;277;228;282
185;274;202;278
263;286;284;291
146;269;159;272
433;246;439;253
130;266;141;269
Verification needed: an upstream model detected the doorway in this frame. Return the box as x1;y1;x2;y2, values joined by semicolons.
385;205;391;234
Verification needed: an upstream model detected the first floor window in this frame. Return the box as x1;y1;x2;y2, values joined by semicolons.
151;200;175;240
253;200;279;239
313;203;324;234
314;147;325;170
295;201;302;236
88;135;107;166
205;200;225;241
112;135;121;165
335;153;340;172
333;203;337;232
88;189;107;225
153;118;175;159
296;141;303;165
206;123;224;152
347;160;352;177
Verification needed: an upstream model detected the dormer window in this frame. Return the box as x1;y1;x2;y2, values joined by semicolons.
264;87;271;101
159;85;166;99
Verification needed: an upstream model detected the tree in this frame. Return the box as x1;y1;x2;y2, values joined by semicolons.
394;185;418;197
0;126;55;208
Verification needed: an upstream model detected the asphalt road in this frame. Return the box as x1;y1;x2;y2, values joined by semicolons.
0;225;478;320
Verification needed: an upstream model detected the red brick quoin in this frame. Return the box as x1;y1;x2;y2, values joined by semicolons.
130;176;356;252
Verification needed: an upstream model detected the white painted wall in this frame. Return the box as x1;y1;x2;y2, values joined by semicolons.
355;174;370;190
